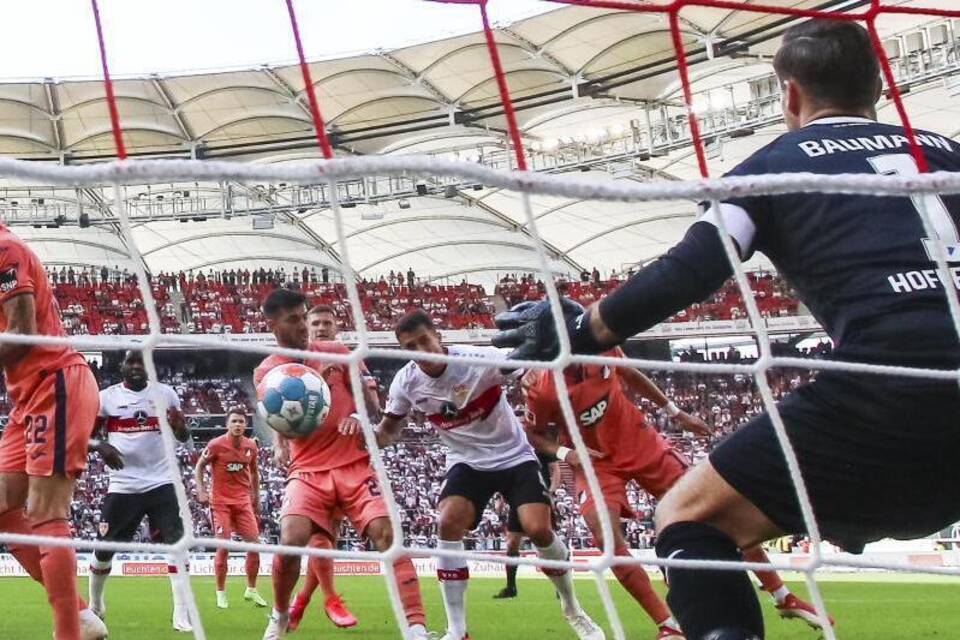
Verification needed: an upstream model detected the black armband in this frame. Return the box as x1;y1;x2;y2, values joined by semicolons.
598;221;734;340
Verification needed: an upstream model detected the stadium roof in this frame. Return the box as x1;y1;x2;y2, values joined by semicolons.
1;0;958;284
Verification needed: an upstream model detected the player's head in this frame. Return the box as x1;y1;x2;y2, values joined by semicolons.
121;350;147;391
308;303;338;341
262;288;309;349
395;309;445;376
225;407;248;437
773;20;881;130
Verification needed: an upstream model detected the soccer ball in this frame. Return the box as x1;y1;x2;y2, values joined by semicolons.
256;363;331;438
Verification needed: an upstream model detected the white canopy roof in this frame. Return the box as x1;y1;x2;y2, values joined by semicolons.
0;1;957;285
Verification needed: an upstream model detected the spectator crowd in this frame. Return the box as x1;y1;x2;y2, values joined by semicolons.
47;266;802;336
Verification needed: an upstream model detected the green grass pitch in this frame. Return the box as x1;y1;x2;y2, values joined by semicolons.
3;575;960;638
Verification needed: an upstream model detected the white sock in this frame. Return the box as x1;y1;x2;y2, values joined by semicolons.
536;535;581;617
168;561;191;616
437;539;469;636
772;585;791;605
88;558;112;610
657;615;679;629
409;623;427;636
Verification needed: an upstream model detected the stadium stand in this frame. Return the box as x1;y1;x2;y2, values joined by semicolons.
50;268;802;335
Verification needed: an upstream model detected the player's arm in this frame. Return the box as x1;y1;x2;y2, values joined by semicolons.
164;386;189;442
361;378;381;422
374;412;405;448
0;293;36;367
88;398;125;470
348;368;411;448
193;447;212;505
495;215;751;359
272;429;290;466
615;351;712;435
249;449;260;514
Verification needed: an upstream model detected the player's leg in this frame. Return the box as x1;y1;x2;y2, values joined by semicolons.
265;472;333;639
654;458;777;640
266;514;316;638
234;503;268;607
289;531;344;631
26;366;102;640
739;545;831;628
639;443;829;628
210;504;234;608
342;460;423;635
0;467;44;581
145;484;192;632
436;463;492;640
89;492;146;617
493;525;522;599
510;462;602;640
578;473;679;638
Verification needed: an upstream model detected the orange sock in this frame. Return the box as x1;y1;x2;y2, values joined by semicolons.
611;543;672;625
214;548;228;591
0;507;43;583
245;552;260;589
306;533;333;601
34;519;80;640
742;546;783;592
272;553;300;612
393;556;425;626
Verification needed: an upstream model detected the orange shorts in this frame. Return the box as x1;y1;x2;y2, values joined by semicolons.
211;502;260;541
0;365;98;477
282;458;389;538
575;447;690;519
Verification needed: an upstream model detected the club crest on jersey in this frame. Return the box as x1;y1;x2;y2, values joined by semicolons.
98;522;109;537
0;265;17;292
579;395;610;427
452;383;469;405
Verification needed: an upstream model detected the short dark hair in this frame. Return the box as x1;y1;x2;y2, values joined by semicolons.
308;303;336;316
394;309;434;338
225;406;248;423
773;20;880;111
262;289;307;317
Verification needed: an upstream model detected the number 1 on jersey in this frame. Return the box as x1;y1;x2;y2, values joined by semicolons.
868;153;960;261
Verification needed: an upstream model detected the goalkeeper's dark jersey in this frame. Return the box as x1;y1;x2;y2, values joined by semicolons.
721;116;960;367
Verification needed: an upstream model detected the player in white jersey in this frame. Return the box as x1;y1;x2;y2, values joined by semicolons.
87;350;195;632
367;310;603;640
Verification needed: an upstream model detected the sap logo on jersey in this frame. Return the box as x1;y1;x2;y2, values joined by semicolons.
225;462;245;473
579;395;609;427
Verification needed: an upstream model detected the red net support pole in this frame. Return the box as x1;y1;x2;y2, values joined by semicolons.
426;0;528;171
89;0;127;160
284;0;335;160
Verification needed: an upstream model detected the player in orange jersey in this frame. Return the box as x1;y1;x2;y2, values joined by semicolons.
523;348;830;640
0;223;108;640
286;303;379;630
195;407;268;609
255;289;427;640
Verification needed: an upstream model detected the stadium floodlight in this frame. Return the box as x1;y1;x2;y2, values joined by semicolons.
252;215;274;230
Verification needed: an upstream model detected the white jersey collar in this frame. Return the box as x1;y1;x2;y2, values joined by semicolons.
804;116;876;127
